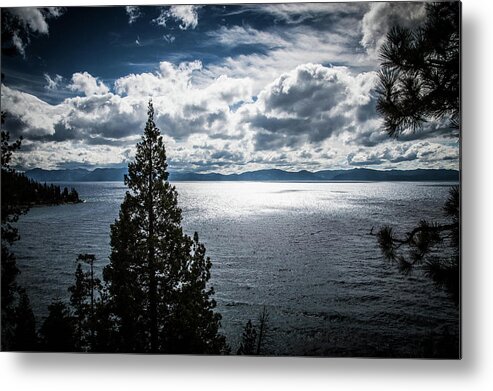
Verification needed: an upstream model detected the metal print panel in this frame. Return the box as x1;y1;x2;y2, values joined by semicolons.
0;2;460;357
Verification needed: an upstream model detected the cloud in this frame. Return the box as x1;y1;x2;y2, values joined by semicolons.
2;60;457;172
208;25;287;48
163;34;175;43
44;73;63;90
347;141;459;168
360;2;426;58
8;7;64;35
68;72;110;96
11;31;27;57
114;61;252;140
5;7;65;57
153;5;200;30
1;63;253;169
1;4;458;175
231;3;365;25
1;84;63;137
125;6;141;24
169;5;200;30
347;115;457;148
9;7;59;34
237;63;378;149
206;24;375;94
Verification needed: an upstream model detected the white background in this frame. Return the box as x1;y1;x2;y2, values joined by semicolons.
1;0;491;390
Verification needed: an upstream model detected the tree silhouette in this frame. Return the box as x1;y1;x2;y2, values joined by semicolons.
374;2;460;304
68;254;101;351
376;186;459;303
11;289;38;351
376;2;459;136
237;320;257;355
255;306;269;355
1;129;36;350
39;300;75;352
237;307;270;355
103;100;226;353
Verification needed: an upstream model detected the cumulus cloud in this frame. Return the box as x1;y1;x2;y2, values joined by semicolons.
114;61;252;140
2;58;458;172
153;5;200;30
125;6;141;24
347;141;459;168
1;84;63;137
360;2;426;58
1;62;254;169
169;5;200;30
238;63;378;149
68;72;110;96
9;7;61;34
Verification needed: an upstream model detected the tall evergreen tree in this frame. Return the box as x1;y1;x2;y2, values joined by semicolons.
103;100;226;353
11;289;38;351
237;320;257;355
68;254;100;351
1;129;37;351
39;300;75;352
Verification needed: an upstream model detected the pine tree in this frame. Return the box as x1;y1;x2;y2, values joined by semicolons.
1;129;33;350
68;254;100;351
39;300;75;352
11;289;38;351
376;2;460;136
237;320;257;355
103;100;226;353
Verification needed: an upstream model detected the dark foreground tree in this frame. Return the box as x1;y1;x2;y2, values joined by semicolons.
11;289;38;350
69;254;101;351
237;320;257;355
103;100;226;353
39;301;75;351
376;2;460;136
374;2;460;305
1;130;37;351
237;307;270;355
377;186;459;303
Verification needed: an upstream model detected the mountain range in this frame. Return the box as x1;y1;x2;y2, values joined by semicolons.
24;167;460;182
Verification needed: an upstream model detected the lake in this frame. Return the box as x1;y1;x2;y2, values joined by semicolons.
12;181;459;356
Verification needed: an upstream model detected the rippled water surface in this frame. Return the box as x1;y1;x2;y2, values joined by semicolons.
13;181;459;356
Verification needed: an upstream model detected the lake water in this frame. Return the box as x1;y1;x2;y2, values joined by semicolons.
12;181;459;356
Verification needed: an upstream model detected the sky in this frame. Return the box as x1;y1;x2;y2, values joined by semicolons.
0;2;459;173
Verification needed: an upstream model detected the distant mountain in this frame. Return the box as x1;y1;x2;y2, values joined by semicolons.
24;168;90;182
84;168;128;181
331;168;460;181
24;167;459;183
